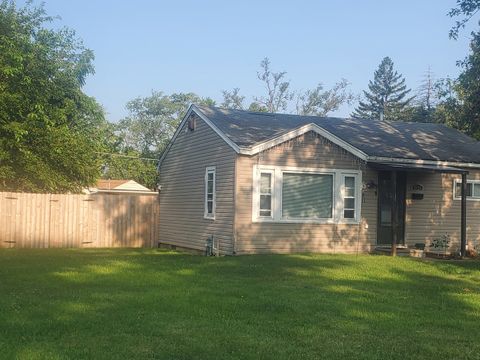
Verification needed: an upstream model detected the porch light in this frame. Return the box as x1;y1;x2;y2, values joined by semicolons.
365;180;377;190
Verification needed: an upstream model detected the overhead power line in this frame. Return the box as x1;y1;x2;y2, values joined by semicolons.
96;152;159;161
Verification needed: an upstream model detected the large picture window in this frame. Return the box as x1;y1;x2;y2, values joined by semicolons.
282;173;333;219
252;165;361;223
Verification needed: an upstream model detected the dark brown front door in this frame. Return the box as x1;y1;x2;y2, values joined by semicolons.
377;171;406;245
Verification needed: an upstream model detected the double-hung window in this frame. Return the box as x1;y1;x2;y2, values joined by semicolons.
454;179;480;200
343;175;356;219
253;165;361;223
259;171;273;218
204;167;216;219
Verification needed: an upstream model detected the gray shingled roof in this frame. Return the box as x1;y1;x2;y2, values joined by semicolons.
197;105;480;164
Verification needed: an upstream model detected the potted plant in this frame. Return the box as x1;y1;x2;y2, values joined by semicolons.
428;233;451;259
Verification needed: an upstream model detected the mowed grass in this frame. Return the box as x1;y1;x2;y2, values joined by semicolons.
0;250;479;360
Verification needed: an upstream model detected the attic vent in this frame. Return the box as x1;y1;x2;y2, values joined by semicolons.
187;114;196;131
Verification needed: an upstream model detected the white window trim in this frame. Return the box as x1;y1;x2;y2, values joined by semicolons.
257;169;274;219
342;174;357;220
252;165;362;224
204;166;216;219
453;179;480;201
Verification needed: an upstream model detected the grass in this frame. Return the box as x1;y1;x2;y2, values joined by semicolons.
0;250;479;359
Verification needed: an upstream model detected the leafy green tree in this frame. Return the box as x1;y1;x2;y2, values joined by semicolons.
221;88;245;110
101;153;159;190
103;92;215;188
435;32;480;138
96;122;158;190
296;79;354;116
0;0;106;192
448;0;480;39
247;102;269;112
432;78;460;127
352;57;414;121
252;57;294;112
429;1;480;138
223;57;353;116
115;91;215;158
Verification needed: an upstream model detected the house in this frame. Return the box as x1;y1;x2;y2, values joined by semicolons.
157;104;480;255
88;179;156;194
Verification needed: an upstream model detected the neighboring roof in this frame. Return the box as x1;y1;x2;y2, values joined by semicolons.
95;180;151;192
96;179;130;190
195;105;480;166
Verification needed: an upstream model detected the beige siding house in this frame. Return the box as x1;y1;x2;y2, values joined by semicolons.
158;105;480;256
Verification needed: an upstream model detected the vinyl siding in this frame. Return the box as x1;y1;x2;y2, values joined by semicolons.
234;131;378;254
158;116;236;254
405;170;480;251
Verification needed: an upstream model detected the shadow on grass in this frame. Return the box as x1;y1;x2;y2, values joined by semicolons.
0;250;479;360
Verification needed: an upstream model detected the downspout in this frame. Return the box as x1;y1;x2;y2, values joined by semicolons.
460;172;467;257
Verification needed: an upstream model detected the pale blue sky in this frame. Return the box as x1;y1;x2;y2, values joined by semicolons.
26;0;479;121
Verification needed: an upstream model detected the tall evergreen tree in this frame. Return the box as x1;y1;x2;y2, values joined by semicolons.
352;57;414;121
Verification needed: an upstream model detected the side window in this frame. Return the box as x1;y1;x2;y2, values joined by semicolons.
454;180;480;200
259;172;273;218
204;167;216;219
343;176;356;219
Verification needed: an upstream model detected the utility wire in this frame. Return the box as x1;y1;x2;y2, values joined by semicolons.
96;152;159;161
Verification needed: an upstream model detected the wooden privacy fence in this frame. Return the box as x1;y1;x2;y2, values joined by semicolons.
0;192;160;248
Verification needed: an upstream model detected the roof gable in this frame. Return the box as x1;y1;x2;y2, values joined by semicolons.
157;105;240;169
96;179;130;190
96;179;150;191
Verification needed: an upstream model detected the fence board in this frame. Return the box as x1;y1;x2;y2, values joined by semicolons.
0;192;159;248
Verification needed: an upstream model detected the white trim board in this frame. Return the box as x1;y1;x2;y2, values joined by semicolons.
191;105;241;153
367;156;480;169
204;166;216;219
252;164;362;224
239;123;369;161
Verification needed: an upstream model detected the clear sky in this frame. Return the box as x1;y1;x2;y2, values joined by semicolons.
22;0;479;122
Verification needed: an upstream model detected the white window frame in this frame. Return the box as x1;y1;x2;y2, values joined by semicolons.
252;165;362;224
257;169;274;219
453;179;480;201
342;174;357;220
204;166;216;219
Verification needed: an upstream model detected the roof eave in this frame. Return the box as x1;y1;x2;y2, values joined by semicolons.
367;156;480;169
159;105;480;171
157;104;241;170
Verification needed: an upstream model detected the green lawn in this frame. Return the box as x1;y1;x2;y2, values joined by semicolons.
0;250;479;359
